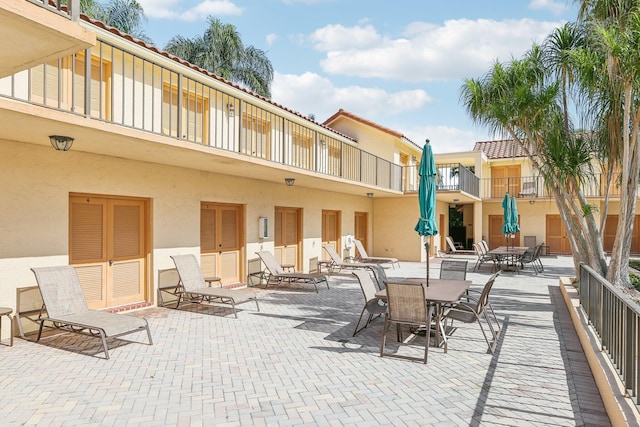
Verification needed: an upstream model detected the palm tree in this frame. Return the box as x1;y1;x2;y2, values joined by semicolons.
164;17;274;98
75;0;152;44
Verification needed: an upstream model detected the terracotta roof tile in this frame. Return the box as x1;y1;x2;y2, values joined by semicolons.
323;109;419;148
473;139;527;159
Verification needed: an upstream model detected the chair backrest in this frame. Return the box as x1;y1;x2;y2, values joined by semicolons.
31;266;89;318
352;269;379;303
523;236;537;248
354;239;369;259
520;247;535;262
439;259;468;280
445;236;458;253
474;271;501;313
385;282;427;324
480;240;490;253
367;264;387;290
323;245;343;264
255;251;285;275
171;254;208;292
473;242;484;257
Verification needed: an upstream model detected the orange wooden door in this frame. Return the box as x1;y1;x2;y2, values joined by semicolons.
322;210;341;260
603;215;640;254
488;214;520;249
491;165;521;198
275;207;301;269
201;202;244;284
70;195;147;309
354;212;368;257
546;215;571;254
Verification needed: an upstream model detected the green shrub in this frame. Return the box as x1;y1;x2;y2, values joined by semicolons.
629;274;640;291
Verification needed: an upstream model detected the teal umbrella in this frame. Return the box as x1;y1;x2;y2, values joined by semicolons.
414;140;438;285
510;195;520;234
501;193;514;237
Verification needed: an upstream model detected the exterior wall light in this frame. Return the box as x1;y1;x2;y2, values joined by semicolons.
285;178;295;186
529;200;535;205
367;192;374;198
227;103;235;117
49;135;74;151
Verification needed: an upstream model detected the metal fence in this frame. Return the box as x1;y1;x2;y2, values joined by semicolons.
402;163;480;197
0;36;402;191
29;0;79;20
479;174;623;200
579;263;640;405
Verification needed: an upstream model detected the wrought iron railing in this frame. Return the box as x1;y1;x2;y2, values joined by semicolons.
579;264;640;406
0;36;402;191
402;163;480;197
479;174;622;200
29;0;80;20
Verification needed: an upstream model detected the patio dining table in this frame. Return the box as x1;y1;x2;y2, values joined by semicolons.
488;246;529;273
375;278;471;352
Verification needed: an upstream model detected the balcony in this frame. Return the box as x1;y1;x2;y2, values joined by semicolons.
0;0;95;78
403;163;480;202
480;174;624;200
0;36;402;194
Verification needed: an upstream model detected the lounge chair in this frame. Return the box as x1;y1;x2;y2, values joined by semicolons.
322;245;374;273
31;266;153;359
443;271;502;354
353;239;400;268
444;236;475;255
170;254;259;317
255;251;328;292
352;269;387;336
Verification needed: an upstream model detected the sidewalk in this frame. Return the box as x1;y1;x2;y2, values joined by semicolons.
0;256;611;426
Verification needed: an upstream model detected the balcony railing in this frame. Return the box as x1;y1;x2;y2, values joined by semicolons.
480;174;624;200
579;264;640;406
29;0;80;21
0;36;402;192
402;163;480;197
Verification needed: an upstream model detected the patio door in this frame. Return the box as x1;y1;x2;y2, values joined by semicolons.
201;202;244;284
354;212;368;257
491;165;521;198
275;207;301;269
488;214;520;250
603;215;640;254
70;195;148;309
546;215;572;254
322;210;341;260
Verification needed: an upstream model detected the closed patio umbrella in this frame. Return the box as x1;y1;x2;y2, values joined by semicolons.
501;193;514;246
414;140;438;285
510;195;520;242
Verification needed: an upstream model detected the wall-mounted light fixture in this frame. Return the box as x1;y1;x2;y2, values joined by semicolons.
49;135;74;151
285;178;295;186
227;103;235;117
529;200;535;205
411;155;417;162
320;139;326;146
366;192;374;198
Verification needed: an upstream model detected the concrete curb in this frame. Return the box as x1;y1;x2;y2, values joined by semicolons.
559;277;640;427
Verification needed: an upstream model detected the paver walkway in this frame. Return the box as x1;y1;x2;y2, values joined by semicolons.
0;256;611;426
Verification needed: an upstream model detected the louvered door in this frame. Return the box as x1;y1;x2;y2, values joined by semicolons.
70;195;146;309
275;207;301;269
322;210;341;260
200;203;243;284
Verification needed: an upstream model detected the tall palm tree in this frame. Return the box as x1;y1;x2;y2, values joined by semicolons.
76;0;152;44
164;17;274;98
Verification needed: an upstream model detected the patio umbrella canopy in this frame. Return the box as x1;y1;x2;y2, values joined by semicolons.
510;195;520;237
501;193;520;247
414;140;438;285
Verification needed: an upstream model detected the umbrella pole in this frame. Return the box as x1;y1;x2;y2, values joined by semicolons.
425;240;430;287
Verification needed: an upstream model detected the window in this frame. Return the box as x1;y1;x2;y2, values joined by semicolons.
241;112;271;159
162;79;209;144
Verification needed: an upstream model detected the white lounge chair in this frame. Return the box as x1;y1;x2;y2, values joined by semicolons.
170;254;259;317
322;245;373;273
353;239;400;268
255;251;328;292
31;266;153;359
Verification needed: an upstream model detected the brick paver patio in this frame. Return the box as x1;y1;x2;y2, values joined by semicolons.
0;256;611;426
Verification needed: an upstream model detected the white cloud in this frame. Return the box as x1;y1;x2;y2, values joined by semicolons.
266;33;278;46
309;18;563;82
138;0;243;21
528;0;569;15
271;72;431;122
402;125;491;153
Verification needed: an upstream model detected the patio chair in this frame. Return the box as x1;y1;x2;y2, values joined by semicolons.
353;239;400;268
255;251;328;292
352;269;387;336
170;254;259;317
473;243;497;272
443;271;502;354
439;259;468;280
444;236;475;255
518;181;537;198
322;245;374;273
380;282;434;364
31;266;153;359
520;243;544;273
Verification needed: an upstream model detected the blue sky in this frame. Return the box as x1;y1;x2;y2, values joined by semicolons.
137;0;579;153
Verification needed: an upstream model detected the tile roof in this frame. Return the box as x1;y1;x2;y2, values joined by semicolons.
323;109;419;148
473;139;527;159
